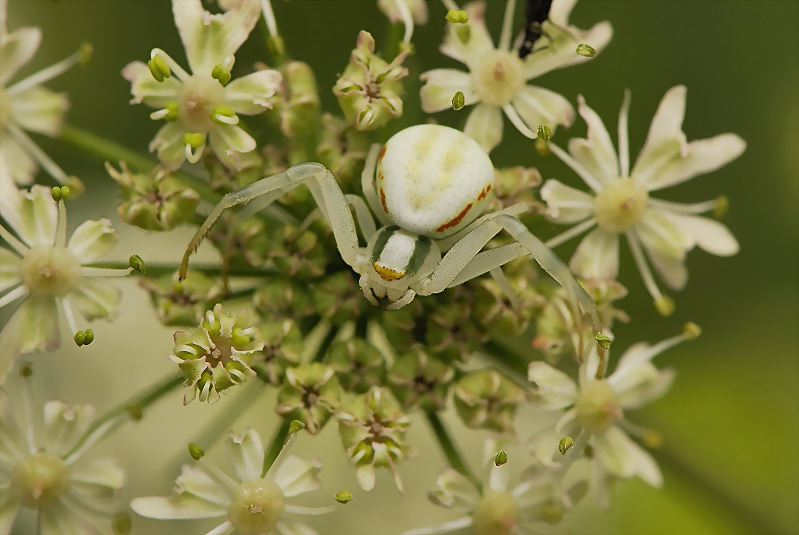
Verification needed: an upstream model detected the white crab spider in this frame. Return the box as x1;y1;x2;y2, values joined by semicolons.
180;124;603;335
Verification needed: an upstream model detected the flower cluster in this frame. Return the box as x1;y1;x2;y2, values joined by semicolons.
0;0;747;533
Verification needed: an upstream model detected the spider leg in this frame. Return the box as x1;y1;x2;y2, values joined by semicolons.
361;143;392;227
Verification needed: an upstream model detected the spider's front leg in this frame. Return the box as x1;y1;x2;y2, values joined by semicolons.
179;163;361;279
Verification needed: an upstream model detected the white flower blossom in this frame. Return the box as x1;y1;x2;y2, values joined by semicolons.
0;161;128;383
420;0;612;152
124;0;282;171
542;86;745;314
131;428;333;535
527;328;696;504
0;389;126;534
402;441;586;535
0;0;87;185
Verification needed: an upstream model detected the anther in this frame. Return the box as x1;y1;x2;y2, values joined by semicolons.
537;124;553;142
452;91;465;111
445;9;469;24
576;44;597;57
211;105;239;125
211;64;231;86
148;55;171;82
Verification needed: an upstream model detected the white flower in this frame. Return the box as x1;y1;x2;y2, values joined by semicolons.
124;0;282;171
527;328;695;503
419;0;612;152
542;86;745;314
131;428;333;535
0;0;87;185
0;389;126;534
0;162;128;383
402;441;586;535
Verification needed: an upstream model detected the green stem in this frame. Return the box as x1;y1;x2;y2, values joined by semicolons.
59;124;218;203
426;410;482;490
262;419;291;475
64;373;184;460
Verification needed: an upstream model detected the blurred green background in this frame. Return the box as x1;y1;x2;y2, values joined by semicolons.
4;0;798;534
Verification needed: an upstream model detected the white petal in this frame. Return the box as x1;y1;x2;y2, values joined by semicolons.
39;502;100;535
70;279;122;321
0;26;41;85
131;495;227;520
526;427;560;467
632;86;687;183
355;464;376;492
566;95;618;184
523;17;613;80
149;122;187;170
401;517;473;535
173;0;261;73
224;69;282;115
419;69;478;113
570;228;619;280
0;134;37;185
273;455;322;497
645;134;747;191
9;86;69;136
277;521;319;535
0;390;25;464
0;247;21;293
440;1;494;68
0;295;59;383
209;126;257;171
594;426;663;487
510;85;575;134
0;488;20;535
463;103;503;153
226;428;264;482
635;209;692;259
174;465;230;505
0;184;58;247
71;458;126;499
122;61;181;108
68;219;118;263
539;179;594;223
43;400;94;456
670;214;739;256
527;361;577;409
428;469;479;512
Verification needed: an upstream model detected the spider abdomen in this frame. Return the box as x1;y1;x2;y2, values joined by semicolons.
376;124;495;238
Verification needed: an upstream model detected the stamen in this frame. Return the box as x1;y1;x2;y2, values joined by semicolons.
0;284;28;309
149;102;180;122
211;64;232;86
80;267;133;278
150;48;189;80
626;229;670;312
648;198;720;215
499;0;517;51
394;0;415;44
549;143;604;193
148;54;171;82
59;297;78;334
261;0;280;38
545;218;596;248
7;125;70;184
7;44;87;95
55;199;67;248
183;133;206;164
618;89;631;177
0;223;29;256
211;106;239;126
502;103;537;139
440;0;460;12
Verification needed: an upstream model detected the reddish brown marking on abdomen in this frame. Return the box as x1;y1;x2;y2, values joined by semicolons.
477;184;492;200
436;203;473;232
380;188;389;213
378;145;387;163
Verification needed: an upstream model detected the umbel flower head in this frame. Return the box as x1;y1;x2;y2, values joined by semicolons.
0;388;126;534
527;325;701;503
0;166;128;383
403;440;587;535
0;0;88;185
124;0;282;170
420;0;612;152
170;303;264;404
541;87;744;314
334;30;409;131
131;427;334;535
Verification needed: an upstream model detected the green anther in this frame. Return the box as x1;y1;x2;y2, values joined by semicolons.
128;405;144;421
537;124;553;142
595;332;613;350
494;450;507;466
79;42;94;67
289;419;306;434
267;35;286;57
197;370;213;390
211;64;231;85
452;91;465;111
59;186;72;201
654;295;675;317
188;442;205;460
456;24;471;44
51;186;62;202
559;436;574;455
643;430;663;449
165;102;179;122
445;9;469;24
335;490;353;504
576;44;597;57
112;512;132;535
682;321;702;340
21;363;33;378
129;255;146;274
74;331;86;347
148;55;171;82
83;329;94;345
714;195;729;218
211;105;237;125
231;327;250;348
183;133;206;148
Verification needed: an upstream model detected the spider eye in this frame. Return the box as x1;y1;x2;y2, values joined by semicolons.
370;227;433;281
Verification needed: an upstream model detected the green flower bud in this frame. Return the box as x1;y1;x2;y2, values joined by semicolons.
335;490;353;504
275;364;343;434
326;338;386;393
256;320;304;385
317;113;371;185
576;44;597;57
140;271;222;327
454;370;524;433
188;442;205;460
279;61;320;138
311;272;365;325
387;347;454;410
